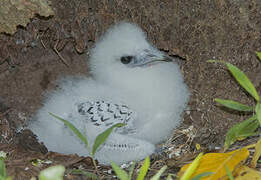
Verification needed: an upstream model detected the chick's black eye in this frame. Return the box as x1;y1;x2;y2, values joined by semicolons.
120;56;133;64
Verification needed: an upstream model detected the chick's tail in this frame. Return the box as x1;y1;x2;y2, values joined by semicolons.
93;133;155;165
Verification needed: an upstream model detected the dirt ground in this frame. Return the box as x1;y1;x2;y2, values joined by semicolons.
0;0;261;179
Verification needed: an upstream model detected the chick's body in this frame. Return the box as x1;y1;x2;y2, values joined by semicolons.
28;22;190;165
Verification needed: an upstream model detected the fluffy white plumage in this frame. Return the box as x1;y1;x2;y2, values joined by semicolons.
28;22;190;165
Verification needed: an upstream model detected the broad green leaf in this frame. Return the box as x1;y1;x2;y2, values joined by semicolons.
225;165;234;180
111;161;128;180
215;98;253;112
256;52;261;62
92;123;125;155
150;165;167;180
191;172;213;180
255;103;261;125
226;63;259;102
39;165;65;180
49;113;89;148
137;157;150;180
69;169;99;179
208;60;259;101
180;153;203;180
0;160;6;178
224;115;259;150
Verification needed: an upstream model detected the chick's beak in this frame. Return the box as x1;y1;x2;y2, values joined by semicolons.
161;55;173;62
130;50;173;67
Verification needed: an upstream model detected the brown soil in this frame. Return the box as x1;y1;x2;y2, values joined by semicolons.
0;0;261;179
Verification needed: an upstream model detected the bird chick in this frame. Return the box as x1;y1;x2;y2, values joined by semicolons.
28;22;190;165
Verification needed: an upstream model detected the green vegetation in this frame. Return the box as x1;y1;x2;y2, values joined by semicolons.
6;53;261;179
49;112;124;178
180;153;203;180
225;165;234;180
50;113;171;179
49;112;125;159
111;157;168;180
0;159;12;180
208;52;261;150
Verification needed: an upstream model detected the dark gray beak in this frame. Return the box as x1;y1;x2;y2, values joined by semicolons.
129;49;173;67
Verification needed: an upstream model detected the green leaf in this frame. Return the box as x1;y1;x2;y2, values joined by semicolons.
215;98;253;112
137;157;150;180
0;160;6;178
208;60;259;101
225;63;259;101
49;113;89;148
191;172;213;180
39;165;65;180
255;103;261;126
92;123;125;155
256;52;261;62
150;165;167;180
69;169;99;179
128;162;136;180
225;165;234;180
180;153;203;180
224;115;259;150
111;161;129;180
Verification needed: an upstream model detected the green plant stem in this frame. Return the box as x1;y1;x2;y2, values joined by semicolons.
92;157;99;175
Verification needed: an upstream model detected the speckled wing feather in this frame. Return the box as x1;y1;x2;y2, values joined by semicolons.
76;100;137;134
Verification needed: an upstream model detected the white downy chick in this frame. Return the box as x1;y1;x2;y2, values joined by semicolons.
28;22;190;165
